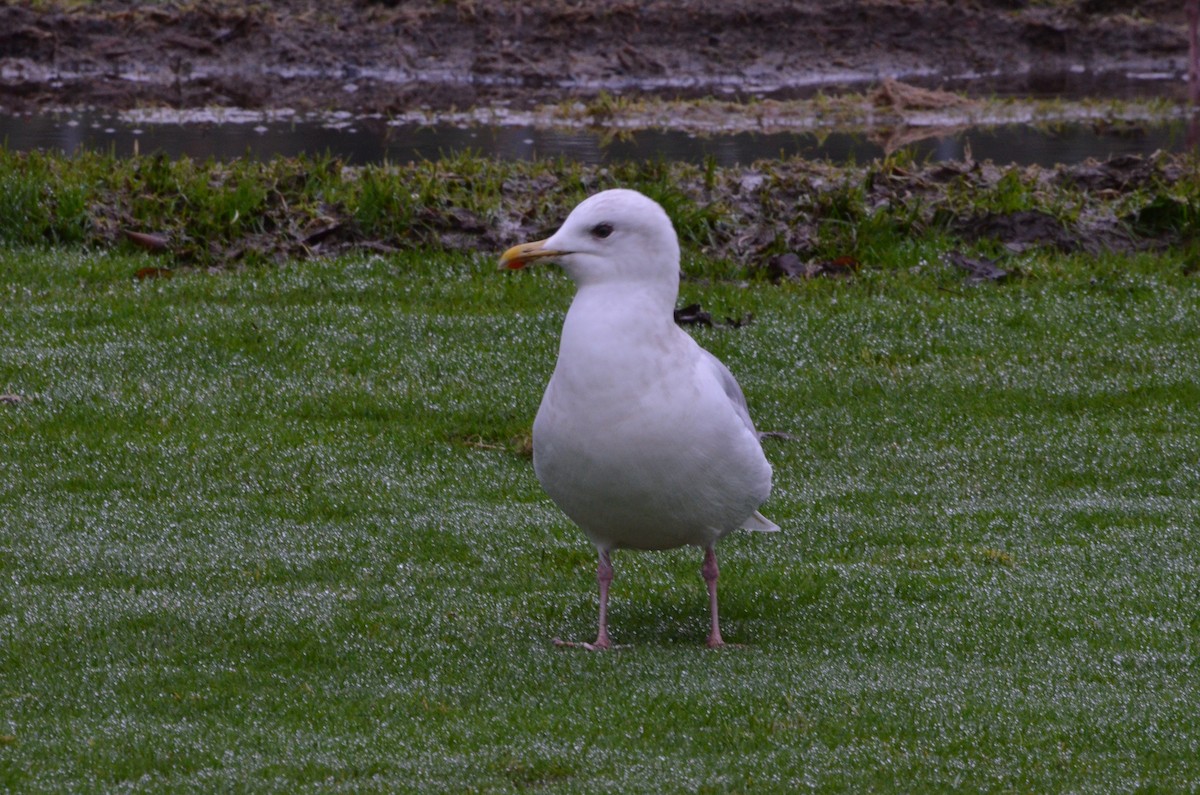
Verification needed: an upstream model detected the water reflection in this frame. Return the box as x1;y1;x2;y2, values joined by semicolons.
0;109;1191;167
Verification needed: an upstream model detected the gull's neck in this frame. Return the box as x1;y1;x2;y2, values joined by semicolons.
568;277;679;321
557;280;681;367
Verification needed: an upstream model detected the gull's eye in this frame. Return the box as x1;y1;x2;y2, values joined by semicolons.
590;222;614;239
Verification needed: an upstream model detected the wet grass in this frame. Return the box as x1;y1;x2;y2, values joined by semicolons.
2;241;1198;792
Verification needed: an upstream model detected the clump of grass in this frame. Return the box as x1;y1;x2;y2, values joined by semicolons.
0;150;90;245
2;146;1198;276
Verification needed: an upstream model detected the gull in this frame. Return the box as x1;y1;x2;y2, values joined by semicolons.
500;189;778;649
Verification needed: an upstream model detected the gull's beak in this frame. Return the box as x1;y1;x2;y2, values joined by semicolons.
498;239;568;270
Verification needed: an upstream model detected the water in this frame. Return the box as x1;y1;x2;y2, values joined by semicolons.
0;108;1193;167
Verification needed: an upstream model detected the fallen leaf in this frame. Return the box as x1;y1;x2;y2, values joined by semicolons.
135;267;174;280
124;230;171;252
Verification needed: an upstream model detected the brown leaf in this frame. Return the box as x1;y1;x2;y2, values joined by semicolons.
135;267;174;280
124;230;171;252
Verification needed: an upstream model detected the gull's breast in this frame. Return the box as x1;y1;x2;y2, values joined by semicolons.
532;339;771;551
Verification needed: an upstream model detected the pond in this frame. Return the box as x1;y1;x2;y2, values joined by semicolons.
2;107;1194;168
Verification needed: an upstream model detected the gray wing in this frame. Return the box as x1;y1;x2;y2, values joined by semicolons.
701;349;780;532
701;349;758;436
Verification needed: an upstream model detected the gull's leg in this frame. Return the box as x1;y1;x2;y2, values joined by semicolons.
554;548;613;650
702;546;725;648
592;549;613;649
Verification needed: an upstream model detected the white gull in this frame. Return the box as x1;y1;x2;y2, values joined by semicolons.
500;188;778;649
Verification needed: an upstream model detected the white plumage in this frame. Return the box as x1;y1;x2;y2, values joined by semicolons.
500;189;777;649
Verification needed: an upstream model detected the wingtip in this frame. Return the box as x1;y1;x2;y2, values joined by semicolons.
742;510;780;533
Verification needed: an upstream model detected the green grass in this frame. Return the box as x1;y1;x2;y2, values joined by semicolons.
2;243;1199;792
5;147;1200;280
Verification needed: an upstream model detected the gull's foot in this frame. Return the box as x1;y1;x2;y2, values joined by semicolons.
706;637;747;650
553;636;615;651
706;632;726;649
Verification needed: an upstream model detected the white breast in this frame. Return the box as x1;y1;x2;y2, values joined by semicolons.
532;288;772;551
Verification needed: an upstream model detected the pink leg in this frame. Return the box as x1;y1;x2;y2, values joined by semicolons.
592;549;613;649
554;548;613;650
702;546;725;648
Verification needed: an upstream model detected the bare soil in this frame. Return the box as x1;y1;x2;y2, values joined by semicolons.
0;1;1193;115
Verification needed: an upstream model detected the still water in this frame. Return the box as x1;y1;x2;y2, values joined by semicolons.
0;109;1193;167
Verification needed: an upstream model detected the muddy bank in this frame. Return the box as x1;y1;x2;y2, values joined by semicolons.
0;1;1193;115
3;145;1193;274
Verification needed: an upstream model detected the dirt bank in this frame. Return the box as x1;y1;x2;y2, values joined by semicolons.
0;1;1193;115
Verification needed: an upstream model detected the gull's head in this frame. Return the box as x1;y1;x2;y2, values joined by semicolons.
499;189;681;290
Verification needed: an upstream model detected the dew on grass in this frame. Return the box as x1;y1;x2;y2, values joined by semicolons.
5;247;1200;791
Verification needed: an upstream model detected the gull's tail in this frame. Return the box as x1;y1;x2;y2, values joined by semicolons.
741;510;780;533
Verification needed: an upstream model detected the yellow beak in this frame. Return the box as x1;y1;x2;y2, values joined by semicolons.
498;239;568;270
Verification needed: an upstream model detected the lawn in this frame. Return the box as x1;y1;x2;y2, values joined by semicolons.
1;242;1198;792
